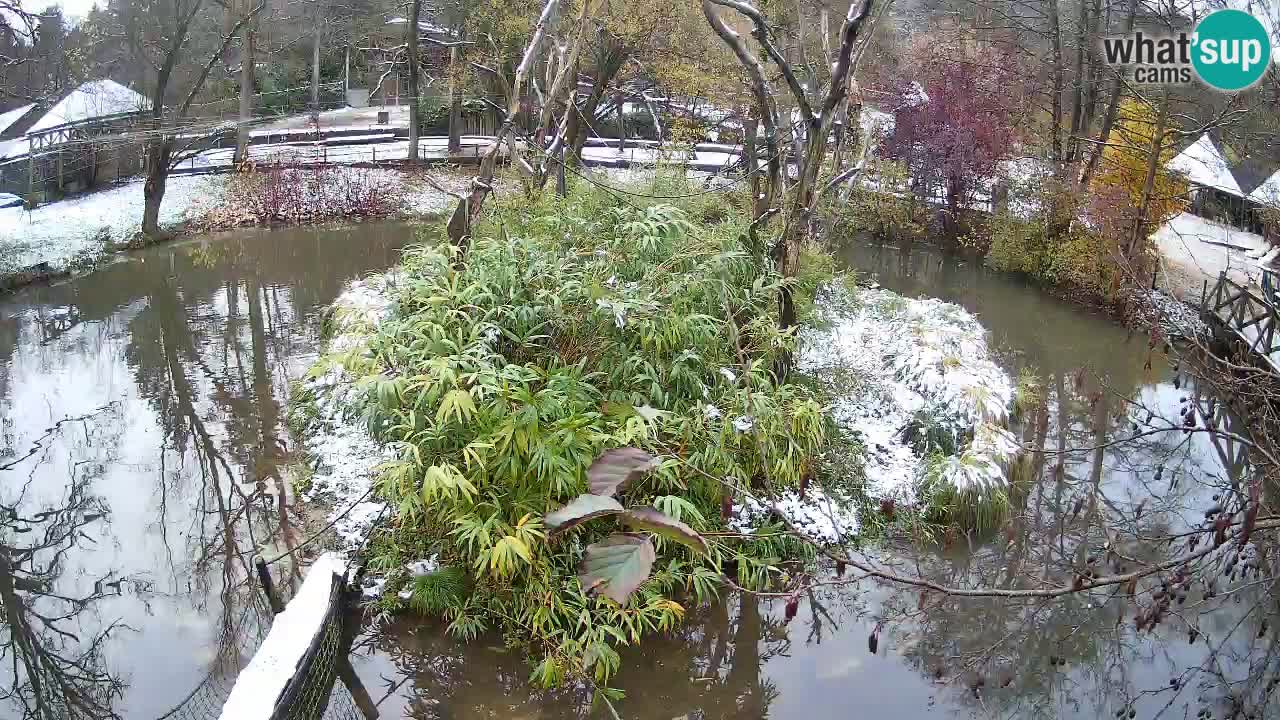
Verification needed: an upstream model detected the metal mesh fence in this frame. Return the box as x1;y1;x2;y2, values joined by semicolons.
267;575;368;720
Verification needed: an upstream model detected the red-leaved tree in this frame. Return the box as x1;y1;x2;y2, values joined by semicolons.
881;40;1021;237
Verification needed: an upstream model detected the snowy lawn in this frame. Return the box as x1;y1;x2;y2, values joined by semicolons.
0;175;227;273
1154;212;1268;300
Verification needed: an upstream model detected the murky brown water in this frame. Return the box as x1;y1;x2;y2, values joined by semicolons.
1;231;1273;720
0;222;419;719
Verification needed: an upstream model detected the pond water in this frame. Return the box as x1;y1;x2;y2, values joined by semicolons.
0;230;1271;720
0;222;420;719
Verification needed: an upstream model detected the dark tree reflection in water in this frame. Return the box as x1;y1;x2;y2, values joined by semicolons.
0;405;127;719
0;223;419;718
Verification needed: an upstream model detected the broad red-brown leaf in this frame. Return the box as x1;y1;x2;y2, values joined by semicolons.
578;533;656;604
620;507;707;553
587;447;659;497
543;494;624;535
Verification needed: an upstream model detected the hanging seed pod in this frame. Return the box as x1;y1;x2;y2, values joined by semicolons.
784;596;799;623
1071;497;1085;520
1214;514;1229;548
868;628;879;655
1239;480;1260;549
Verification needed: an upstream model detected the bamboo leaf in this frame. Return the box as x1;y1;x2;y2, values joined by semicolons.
587;448;659;497
544;494;624;535
620;507;708;554
578;533;656;604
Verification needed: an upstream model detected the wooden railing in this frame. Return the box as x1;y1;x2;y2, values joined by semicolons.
1206;272;1280;368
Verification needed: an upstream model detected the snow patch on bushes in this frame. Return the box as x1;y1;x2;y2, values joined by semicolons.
803;286;1016;501
731;488;861;543
294;273;399;548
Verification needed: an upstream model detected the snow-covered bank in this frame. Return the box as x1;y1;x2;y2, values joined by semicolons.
0;175;227;274
291;273;399;549
805;286;1016;499
0;169;462;283
1153;213;1268;301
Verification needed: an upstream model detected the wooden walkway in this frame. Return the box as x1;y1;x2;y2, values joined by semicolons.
1203;272;1280;373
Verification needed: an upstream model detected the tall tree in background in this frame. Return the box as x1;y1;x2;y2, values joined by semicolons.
703;0;876;353
106;0;262;237
234;0;256;164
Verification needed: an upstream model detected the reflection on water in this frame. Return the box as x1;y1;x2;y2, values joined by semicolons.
350;239;1276;720
0;223;418;718
2;229;1275;720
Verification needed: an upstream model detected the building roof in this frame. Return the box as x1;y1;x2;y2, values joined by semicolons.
1167;133;1243;197
1248;167;1280;207
26;79;149;134
0;104;35;137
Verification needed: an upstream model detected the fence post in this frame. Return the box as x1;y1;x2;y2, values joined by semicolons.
254;555;285;614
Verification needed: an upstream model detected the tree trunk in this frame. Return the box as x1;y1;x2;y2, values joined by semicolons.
615;89;626;152
567;81;607;161
1080;0;1138;189
142;138;173;238
235;22;254;165
310;1;322;125
1127;96;1168;261
406;0;422;162
448;44;462;155
1046;0;1065;175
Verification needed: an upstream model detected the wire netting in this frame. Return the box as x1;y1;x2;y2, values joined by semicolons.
267;574;367;720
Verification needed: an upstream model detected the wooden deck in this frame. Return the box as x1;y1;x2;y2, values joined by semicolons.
1203;272;1280;372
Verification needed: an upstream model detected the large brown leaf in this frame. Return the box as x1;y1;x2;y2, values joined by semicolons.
621;507;707;553
578;533;656;604
543;494;624;535
587;447;660;497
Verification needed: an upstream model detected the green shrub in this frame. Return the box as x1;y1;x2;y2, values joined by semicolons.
351;175;842;688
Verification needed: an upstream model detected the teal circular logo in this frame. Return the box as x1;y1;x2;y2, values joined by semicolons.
1192;9;1272;91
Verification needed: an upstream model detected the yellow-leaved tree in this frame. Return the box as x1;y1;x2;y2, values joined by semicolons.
1094;98;1188;247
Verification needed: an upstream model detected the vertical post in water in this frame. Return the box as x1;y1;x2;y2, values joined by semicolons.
254;555;285;614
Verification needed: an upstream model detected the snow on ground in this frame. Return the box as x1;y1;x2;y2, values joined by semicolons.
217;552;347;720
0;175;227;273
1153;212;1268;300
294;273;398;548
1137;288;1210;340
